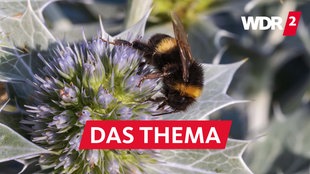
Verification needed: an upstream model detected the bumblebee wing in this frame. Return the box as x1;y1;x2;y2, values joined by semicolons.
171;12;193;82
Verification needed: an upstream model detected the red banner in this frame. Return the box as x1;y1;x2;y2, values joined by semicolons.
79;120;231;149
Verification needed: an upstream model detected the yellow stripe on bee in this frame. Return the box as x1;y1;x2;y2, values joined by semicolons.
173;83;202;98
155;38;177;53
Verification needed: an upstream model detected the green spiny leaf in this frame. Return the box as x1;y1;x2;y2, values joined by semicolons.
0;0;56;18
0;5;55;50
0;123;49;163
146;139;252;174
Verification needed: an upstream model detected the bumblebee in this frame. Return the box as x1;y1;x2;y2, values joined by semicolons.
104;12;204;115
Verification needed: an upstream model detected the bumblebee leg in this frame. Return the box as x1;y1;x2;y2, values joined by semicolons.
137;63;177;87
137;71;170;87
146;96;167;102
151;110;177;116
137;72;161;87
114;39;132;46
137;62;148;75
157;100;167;110
100;38;132;46
146;97;168;110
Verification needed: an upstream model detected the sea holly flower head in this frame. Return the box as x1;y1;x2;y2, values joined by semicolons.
20;10;161;173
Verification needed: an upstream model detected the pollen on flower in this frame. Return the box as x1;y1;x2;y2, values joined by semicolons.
22;34;160;173
77;107;92;125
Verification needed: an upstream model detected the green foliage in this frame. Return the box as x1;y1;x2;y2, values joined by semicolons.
0;123;49;163
150;0;226;28
147;139;251;174
249;106;310;174
0;0;56;51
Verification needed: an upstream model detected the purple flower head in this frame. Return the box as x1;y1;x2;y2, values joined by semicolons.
22;9;160;174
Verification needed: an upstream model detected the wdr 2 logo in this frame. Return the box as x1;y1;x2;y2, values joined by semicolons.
241;11;302;36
